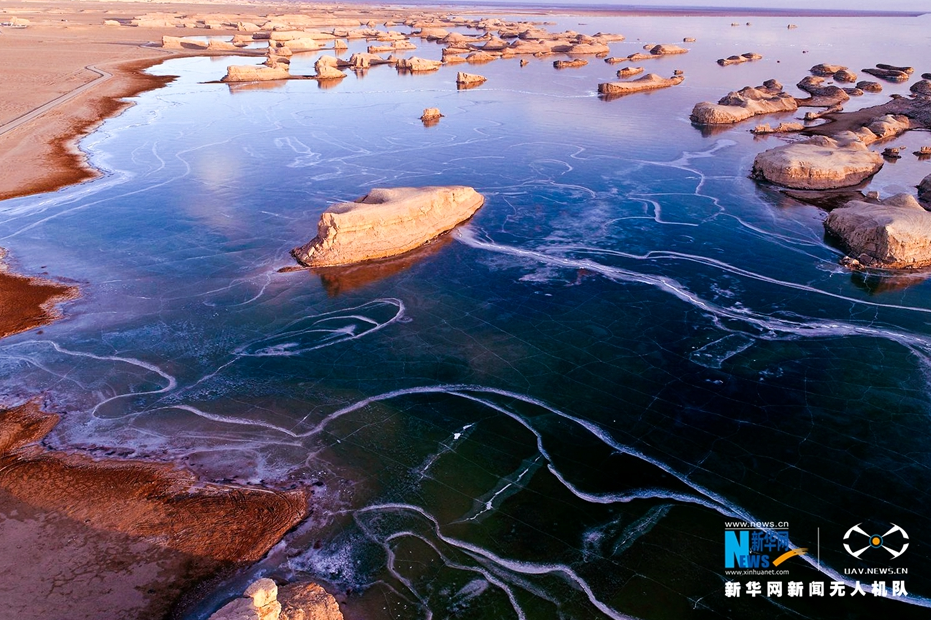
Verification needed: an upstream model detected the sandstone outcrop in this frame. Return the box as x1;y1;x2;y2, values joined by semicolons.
161;35;208;49
291;186;485;267
598;73;684;96
751;122;804;134
207;39;240;51
877;63;914;74
279;582;344;620
811;63;846;76
223;63;290;82
553;59;586;69
863;66;909;82
834;69;857;83
456;72;487;87
209;579;344;620
416;27;449;40
565;42;610;55
285;37;323;52
315;56;345;80
717;52;762;66
796;76;850;107
911;80;931;96
397;56;443;72
825;193;931;269
466;51;498;63
690;79;797;124
340;52;393;68
617;66;644;78
751;134;883;189
650;44;688;55
420;108;443;122
860;114;911;144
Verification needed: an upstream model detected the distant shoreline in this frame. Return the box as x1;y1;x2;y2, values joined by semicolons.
368;1;926;18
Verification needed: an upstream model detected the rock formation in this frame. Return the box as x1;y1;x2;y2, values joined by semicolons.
751;122;804;134
420;108;443;123
863;66;909;82
796;76;850;107
751;133;883;189
690;80;797;124
208;578;344;620
456;72;487;87
223;63;290;82
285;38;323;52
598;73;684;96
877;63;914;74
811;63;846;76
858;81;882;92
161;35;208;49
911;80;931;96
207;39;240;51
834;69;858;83
860;114;911;144
340;52;393;69
565;42;610;55
291;186;485;267
553;59;587;69
650;44;688;55
466;51;498;63
397;57;443;72
279;582;344;620
717;52;762;66
617;66;644;78
825;193;931;269
315;56;346;80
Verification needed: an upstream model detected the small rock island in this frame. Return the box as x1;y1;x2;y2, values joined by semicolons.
291;186;485;267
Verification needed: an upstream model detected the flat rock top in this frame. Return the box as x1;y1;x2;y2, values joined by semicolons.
825;195;931;268
326;186;482;221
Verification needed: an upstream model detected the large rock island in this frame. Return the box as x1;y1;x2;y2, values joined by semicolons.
825;193;931;269
690;79;797;124
291;186;485;267
751;133;883;190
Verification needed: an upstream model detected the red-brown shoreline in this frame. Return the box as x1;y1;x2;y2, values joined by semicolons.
0;400;311;619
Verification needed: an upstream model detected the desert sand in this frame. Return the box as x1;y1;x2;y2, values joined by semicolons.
0;400;309;619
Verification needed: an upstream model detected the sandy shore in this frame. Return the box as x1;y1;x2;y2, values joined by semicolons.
0;251;77;339
0;2;246;201
0;400;310;619
0;0;429;201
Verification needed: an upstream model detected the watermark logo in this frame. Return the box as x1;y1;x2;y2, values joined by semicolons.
724;522;805;573
843;523;909;560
